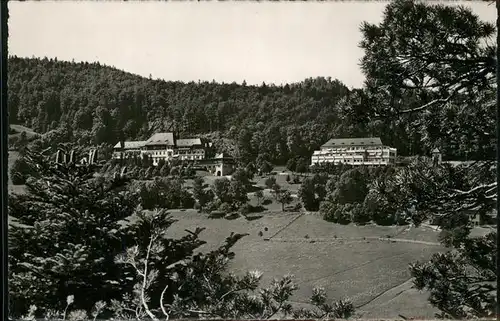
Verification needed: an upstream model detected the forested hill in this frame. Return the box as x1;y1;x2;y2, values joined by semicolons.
8;56;374;164
12;56;485;165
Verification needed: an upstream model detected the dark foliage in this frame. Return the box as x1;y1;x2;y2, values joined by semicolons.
9;157;30;185
8;147;139;316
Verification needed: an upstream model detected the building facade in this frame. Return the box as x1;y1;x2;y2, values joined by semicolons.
431;148;442;166
173;138;206;161
141;133;177;166
311;137;397;167
113;133;210;166
112;141;147;159
198;153;236;176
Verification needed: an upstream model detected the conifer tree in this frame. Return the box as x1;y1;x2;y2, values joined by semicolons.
359;1;498;317
8;146;139;316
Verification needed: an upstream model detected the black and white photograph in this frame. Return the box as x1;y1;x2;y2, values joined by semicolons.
4;0;498;320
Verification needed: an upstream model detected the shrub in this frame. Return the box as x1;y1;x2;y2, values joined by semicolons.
208;210;225;219
320;201;338;222
286;158;297;172
331;169;369;205
350;203;370;225
238;203;252;216
135;177;193;210
299;174;328;211
170;166;180;176
260;161;273;175
180;189;195;209
219;202;233;214
255;190;264;206
320;201;352;225
295;158;309;173
363;190;397;225
10;157;31;185
204;199;222;213
335;205;352;225
225;212;240;220
264;176;277;189
262;199;272;205
151;166;160;177
290;203;302;212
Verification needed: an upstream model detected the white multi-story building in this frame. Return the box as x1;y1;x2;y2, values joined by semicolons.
311;137;397;166
113;133;209;166
142;133;177;166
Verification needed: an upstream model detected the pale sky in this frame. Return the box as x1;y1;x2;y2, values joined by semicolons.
8;1;496;89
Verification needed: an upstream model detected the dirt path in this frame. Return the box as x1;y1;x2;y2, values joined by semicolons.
294;250;412;287
269;236;441;246
355;278;413;309
266;212;306;240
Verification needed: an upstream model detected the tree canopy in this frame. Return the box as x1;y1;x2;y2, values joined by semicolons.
358;0;497;318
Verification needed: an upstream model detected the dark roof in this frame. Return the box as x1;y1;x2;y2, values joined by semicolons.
321;137;383;148
113;141;147;149
176;138;203;147
145;133;175;146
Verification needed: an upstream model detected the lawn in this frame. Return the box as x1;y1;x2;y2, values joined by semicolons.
10;124;40;136
274;212;442;243
149;210;303;252
163;210;445;319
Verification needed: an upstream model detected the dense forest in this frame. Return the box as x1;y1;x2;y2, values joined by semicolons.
8;53;494;165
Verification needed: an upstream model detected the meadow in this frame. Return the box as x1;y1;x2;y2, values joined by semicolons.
8;150;446;319
164;210;443;319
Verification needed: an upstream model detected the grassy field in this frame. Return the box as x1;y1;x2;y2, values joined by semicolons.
165;210;443;319
275;212;442;243
7;160;473;319
9;124;40;139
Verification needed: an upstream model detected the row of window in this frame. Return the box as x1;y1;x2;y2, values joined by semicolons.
338;159;389;163
312;158;393;164
312;156;396;160
152;155;204;163
146;150;205;156
313;153;395;157
322;146;393;151
315;150;396;155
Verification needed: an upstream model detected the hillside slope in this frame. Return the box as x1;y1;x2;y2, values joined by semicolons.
8;56;357;164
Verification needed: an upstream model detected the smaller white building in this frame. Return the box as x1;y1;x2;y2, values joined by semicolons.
311;137;397;166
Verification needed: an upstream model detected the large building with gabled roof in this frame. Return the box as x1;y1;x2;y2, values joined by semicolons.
311;137;397;166
113;132;210;165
